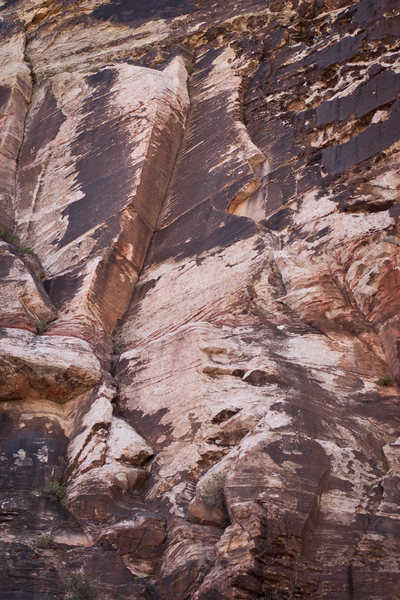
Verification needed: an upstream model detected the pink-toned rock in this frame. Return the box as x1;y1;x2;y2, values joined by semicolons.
0;241;56;331
0;328;101;402
15;58;189;348
95;510;166;576
0;30;31;228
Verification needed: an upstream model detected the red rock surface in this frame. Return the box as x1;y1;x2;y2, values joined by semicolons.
0;1;400;599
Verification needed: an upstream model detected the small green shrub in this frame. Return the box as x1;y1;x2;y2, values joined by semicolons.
185;62;195;75
0;225;19;246
21;246;37;258
376;376;394;387
0;226;36;256
111;401;120;416
200;472;227;508
112;344;122;355
36;318;51;335
36;534;55;549
39;481;66;502
59;572;97;600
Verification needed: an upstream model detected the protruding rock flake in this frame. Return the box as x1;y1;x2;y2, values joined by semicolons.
0;0;400;598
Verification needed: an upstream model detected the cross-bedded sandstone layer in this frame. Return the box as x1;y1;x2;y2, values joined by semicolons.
0;1;400;599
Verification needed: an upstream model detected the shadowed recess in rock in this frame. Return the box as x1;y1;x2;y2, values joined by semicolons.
92;0;197;25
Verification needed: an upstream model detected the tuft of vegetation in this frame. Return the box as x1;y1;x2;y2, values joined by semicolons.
20;246;37;258
111;401;120;416
376;375;394;387
36;534;56;549
37;319;48;335
59;572;98;600
0;225;36;257
185;61;195;75
200;472;227;508
39;481;66;502
112;343;122;356
0;225;20;246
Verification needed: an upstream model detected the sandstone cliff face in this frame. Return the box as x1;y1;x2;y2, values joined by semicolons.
1;1;400;599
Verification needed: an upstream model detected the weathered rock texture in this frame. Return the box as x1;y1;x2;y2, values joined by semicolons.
1;0;400;598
